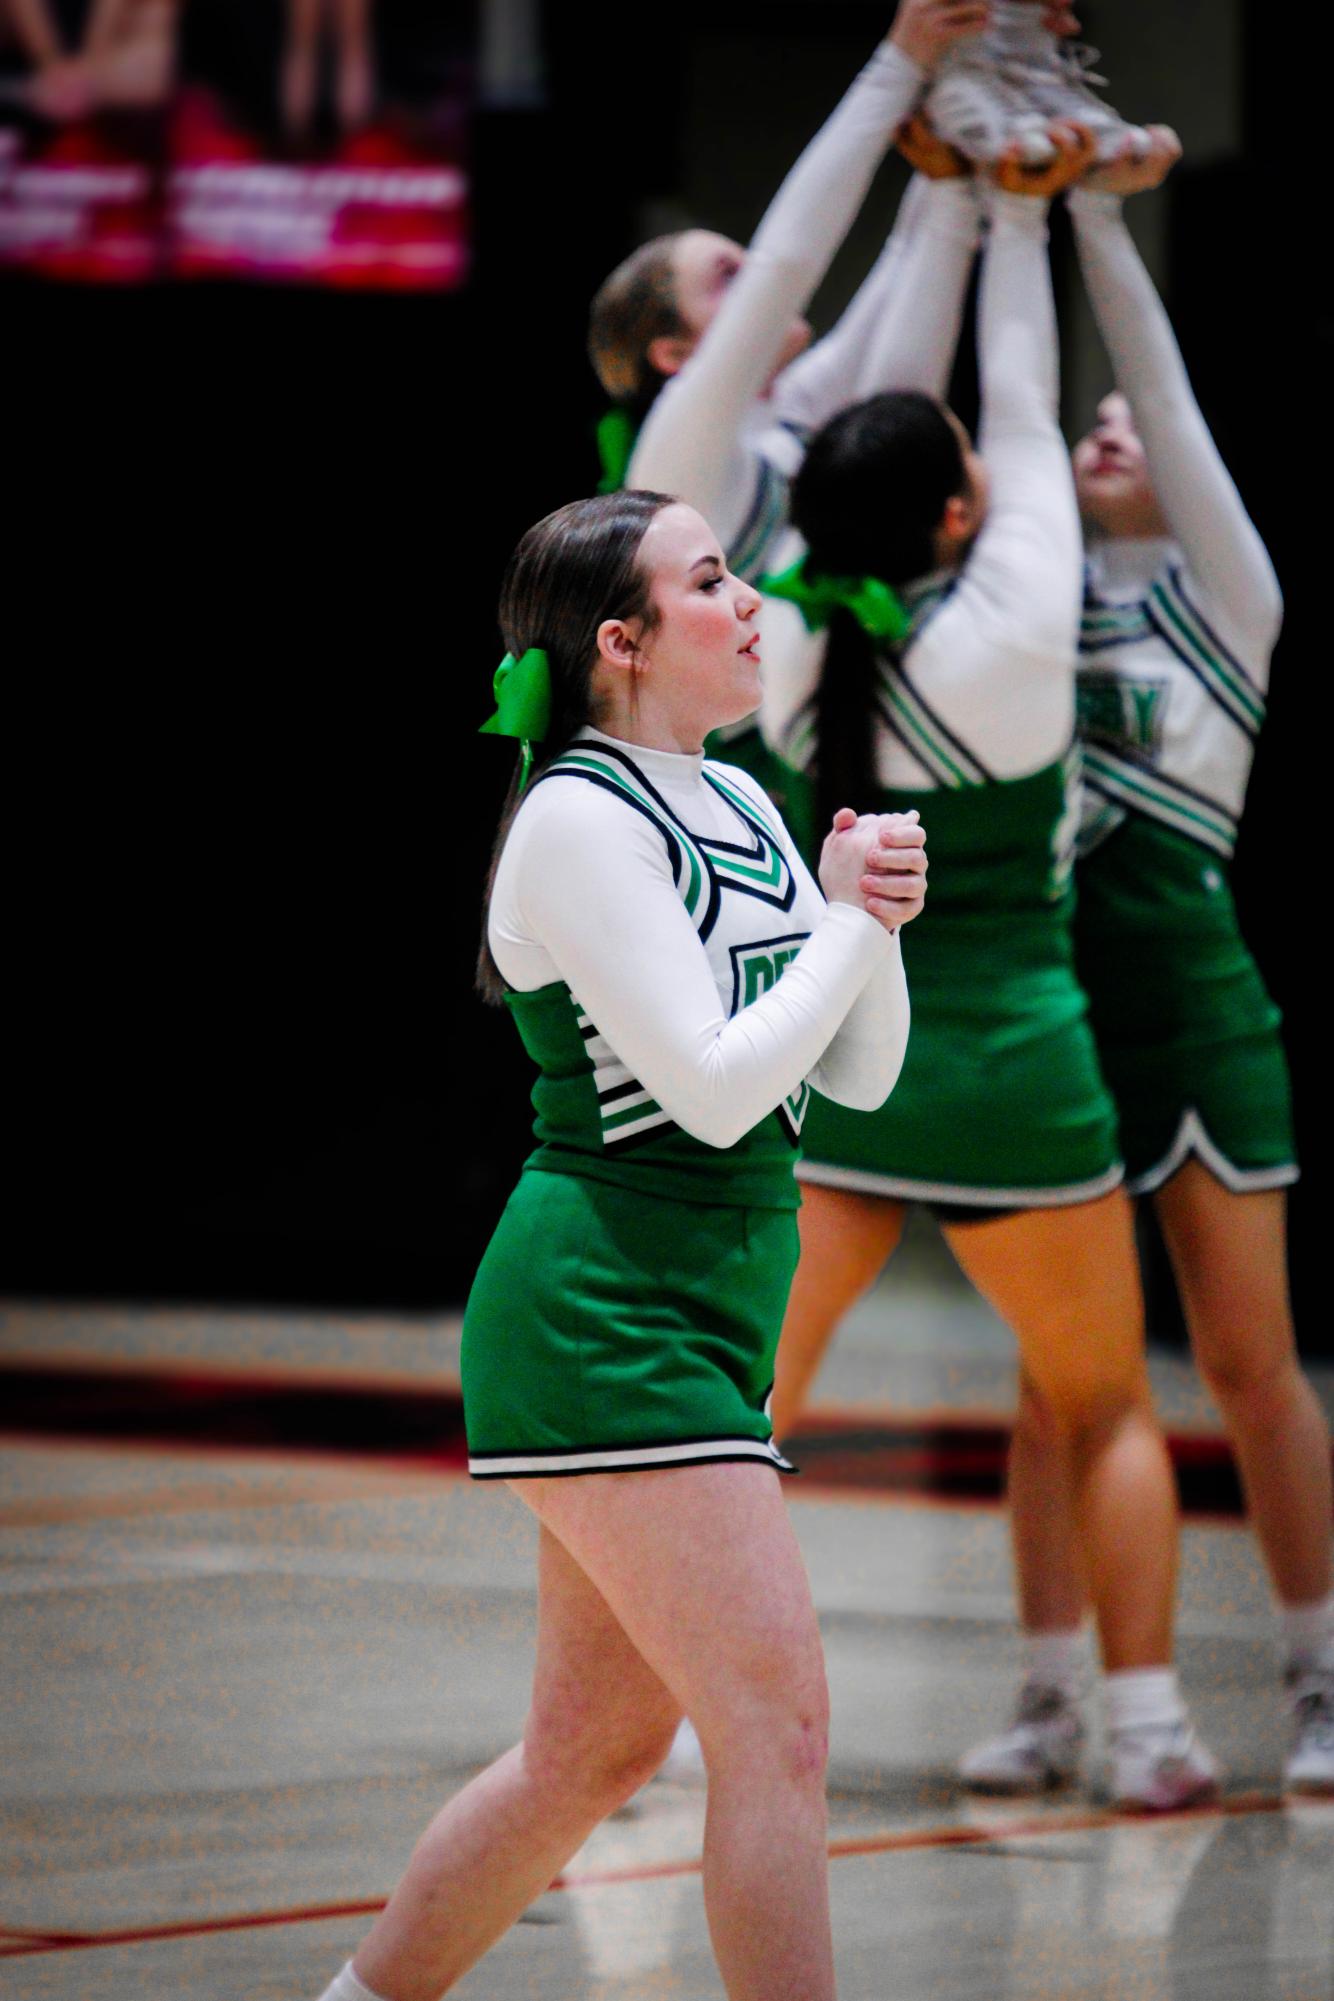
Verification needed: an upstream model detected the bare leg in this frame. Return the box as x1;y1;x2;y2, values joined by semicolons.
1155;1163;1332;1609
6;0;65;67
999;1169;1331;1641
354;1463;834;2001
353;1524;680;2000
944;1191;1178;1668
1007;1364;1087;1633
771;1184;906;1440
521;1464;836;2001
281;0;322;139
333;0;374;129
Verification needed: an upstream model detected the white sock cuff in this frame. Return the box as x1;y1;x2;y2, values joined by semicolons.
1279;1590;1334;1670
1104;1667;1186;1736
1023;1627;1089;1694
320;1963;390;2001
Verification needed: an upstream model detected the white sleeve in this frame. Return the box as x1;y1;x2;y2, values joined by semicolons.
491;782;896;1150
719;765;912;1110
1068;188;1282;661
809;931;910;1108
772;174;930;436
853;175;981;401
905;192;1080;775
628;42;924;539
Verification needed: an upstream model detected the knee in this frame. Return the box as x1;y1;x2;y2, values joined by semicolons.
696;1645;830;1791
1015;1377;1064;1450
1197;1339;1296;1416
523;1698;682;1812
595;1712;683;1802
767;1695;830;1790
1039;1376;1151;1463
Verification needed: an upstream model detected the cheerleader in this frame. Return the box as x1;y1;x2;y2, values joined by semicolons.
313;487;925;2001
961;135;1334;1799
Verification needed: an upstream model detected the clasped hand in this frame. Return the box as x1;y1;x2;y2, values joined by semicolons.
819;807;928;934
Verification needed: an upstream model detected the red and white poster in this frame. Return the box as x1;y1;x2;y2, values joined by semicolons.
0;0;171;280
0;0;471;290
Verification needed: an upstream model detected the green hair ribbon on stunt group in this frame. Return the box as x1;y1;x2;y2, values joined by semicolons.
595;408;638;493
762;553;911;644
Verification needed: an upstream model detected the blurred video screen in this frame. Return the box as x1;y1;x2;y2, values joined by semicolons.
0;0;471;289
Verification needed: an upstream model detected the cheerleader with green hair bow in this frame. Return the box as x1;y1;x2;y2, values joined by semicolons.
315;485;926;2001
755;139;1224;1813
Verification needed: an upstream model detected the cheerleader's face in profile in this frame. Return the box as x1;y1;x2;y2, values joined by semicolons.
1073;392;1170;539
596;503;763;744
649;231;813;394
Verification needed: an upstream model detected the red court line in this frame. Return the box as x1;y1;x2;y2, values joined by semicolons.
555;1788;1286;1886
0;1791;1287;1958
795;1401;1243;1446
0;1345;464;1398
1;1369;1278;1518
0;1898;388;1959
0;1431;1253;1534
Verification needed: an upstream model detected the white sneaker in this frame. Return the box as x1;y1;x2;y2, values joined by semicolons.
1284;1668;1334;1796
958;1682;1084;1794
924;2;1150;166
1110;1720;1223;1812
922;37;1057;166
1012;40;1152;164
656;1717;707;1785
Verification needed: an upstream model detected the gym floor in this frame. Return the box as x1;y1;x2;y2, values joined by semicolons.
4;1214;1333;2001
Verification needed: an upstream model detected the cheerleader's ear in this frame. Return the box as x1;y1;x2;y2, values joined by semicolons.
646;332;695;380
939;491;978;547
595;615;647;676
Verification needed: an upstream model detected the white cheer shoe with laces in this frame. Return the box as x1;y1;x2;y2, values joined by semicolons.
958;1681;1085;1795
1284;1667;1334;1796
924;2;1151;165
1110;1720;1223;1813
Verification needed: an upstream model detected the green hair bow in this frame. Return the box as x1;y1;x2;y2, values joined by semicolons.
479;647;552;792
762;554;911;645
595;407;638;494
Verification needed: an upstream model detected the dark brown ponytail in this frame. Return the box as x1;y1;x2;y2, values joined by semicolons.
476;489;675;1004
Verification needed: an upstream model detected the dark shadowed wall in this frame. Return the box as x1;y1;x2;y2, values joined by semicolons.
6;0;1321;1341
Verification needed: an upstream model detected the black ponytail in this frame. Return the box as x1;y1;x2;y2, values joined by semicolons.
814;609;880;842
792;391;968;819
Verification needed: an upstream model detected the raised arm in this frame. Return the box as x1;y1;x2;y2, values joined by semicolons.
629;36;927;527
909;179;1085;773
492;785;897;1150
943;187;1081;657
1068;185;1282;656
772;175;931;435
852;172;981;399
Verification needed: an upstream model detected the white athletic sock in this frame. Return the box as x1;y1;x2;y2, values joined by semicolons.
1279;1591;1334;1674
1104;1668;1186;1737
1022;1627;1089;1697
316;1962;390;2001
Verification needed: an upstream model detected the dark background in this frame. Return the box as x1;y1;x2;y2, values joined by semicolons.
5;2;1322;1341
